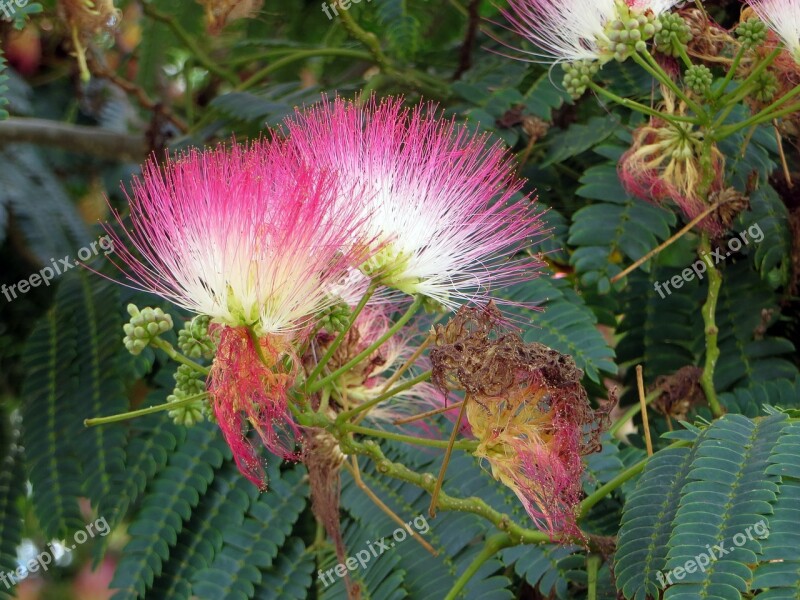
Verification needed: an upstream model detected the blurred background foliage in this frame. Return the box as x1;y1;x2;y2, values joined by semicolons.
0;0;798;599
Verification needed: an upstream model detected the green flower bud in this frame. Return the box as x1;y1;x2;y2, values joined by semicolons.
177;315;216;359
754;71;779;102
655;13;692;57
735;18;768;49
318;302;352;333
122;304;174;356
685;64;713;95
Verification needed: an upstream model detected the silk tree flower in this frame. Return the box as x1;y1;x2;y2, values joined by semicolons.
106;140;370;335
104;140;373;488
747;0;800;63
283;96;544;311
618;88;726;234
497;0;681;64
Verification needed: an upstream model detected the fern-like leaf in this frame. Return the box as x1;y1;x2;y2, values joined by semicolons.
190;464;308;600
109;422;227;600
0;416;24;600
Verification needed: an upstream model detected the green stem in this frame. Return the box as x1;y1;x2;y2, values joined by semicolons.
587;555;600;600
632;51;705;118
142;4;238;85
336;6;390;71
716;89;800;138
712;43;748;100
150;337;210;376
587;81;698;124
237;48;374;91
608;389;661;437
308;296;424;394
699;234;725;417
306;281;379;388
343;423;477;451
716;47;782;106
342;435;554;544
444;534;513;600
336;370;432;423
84;392;209;426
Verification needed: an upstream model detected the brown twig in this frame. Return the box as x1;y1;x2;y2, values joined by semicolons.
774;120;794;189
636;366;653;456
429;398;468;518
610;197;725;284
86;57;189;133
453;0;480;80
393;401;465;426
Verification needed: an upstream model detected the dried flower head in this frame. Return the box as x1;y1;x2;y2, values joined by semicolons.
59;0;121;80
430;303;611;537
196;0;263;34
283;96;544;310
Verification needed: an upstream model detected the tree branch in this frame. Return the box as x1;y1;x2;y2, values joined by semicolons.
0;117;147;161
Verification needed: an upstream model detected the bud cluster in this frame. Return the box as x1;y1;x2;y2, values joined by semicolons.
562;60;601;99
318;302;352;333
735;18;768;49
177;314;216;359
654;13;692;57
123;304;173;355
685;64;713;95
753;71;779;102
604;9;661;62
167;364;208;426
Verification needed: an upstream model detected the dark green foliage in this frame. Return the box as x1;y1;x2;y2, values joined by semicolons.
0;415;24;600
617;414;800;600
569;159;677;293
0;50;8;121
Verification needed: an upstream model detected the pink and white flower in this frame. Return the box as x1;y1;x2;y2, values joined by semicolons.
748;0;800;62
498;0;680;64
283;96;544;311
104;139;373;488
105;139;370;335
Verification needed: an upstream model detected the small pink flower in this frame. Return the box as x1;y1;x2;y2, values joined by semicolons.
283;96;544;310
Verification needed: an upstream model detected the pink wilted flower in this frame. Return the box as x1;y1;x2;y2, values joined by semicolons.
429;303;610;538
497;0;681;64
283;96;544;310
104;139;372;488
618;89;727;234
